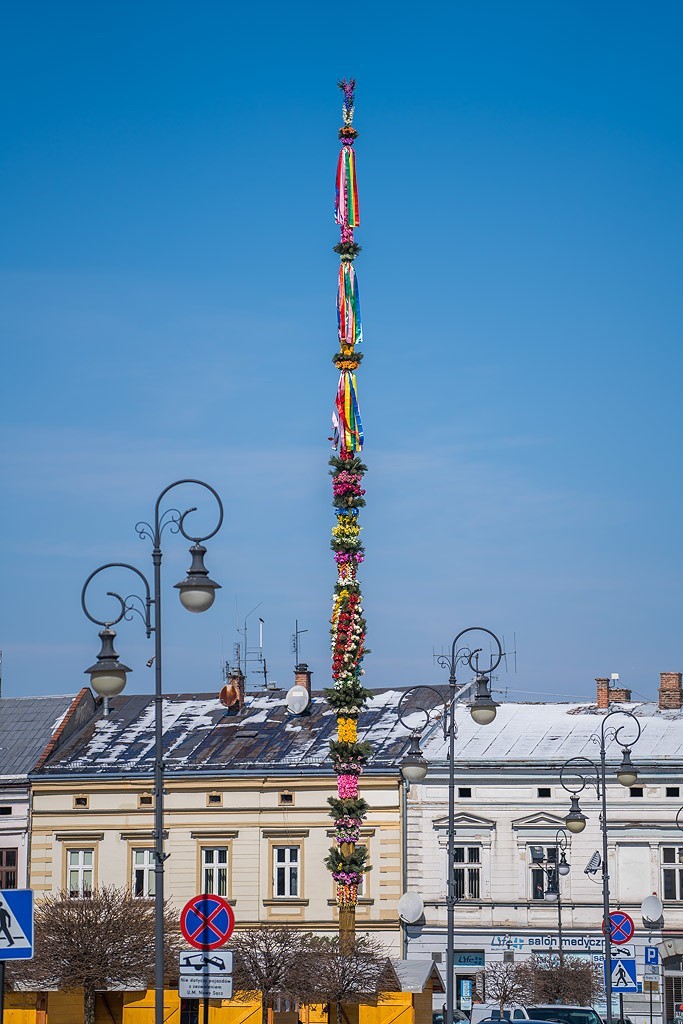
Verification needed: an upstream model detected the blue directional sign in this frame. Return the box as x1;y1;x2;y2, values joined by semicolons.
607;957;638;993
0;890;33;960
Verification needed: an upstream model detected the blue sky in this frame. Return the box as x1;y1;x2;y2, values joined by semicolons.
1;2;681;703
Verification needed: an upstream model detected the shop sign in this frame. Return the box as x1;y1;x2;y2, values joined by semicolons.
454;952;485;967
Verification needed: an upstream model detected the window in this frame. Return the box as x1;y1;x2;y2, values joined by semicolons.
279;791;294;806
132;849;155;898
273;845;300;898
207;792;222;807
530;846;556;900
662;846;683;900
667;787;680;798
458;788;472;798
0;849;17;889
454;846;480;899
74;795;89;809
537;787;551;798
67;848;93;897
138;793;153;808
202;847;228;896
0;807;12;816
629;787;644;798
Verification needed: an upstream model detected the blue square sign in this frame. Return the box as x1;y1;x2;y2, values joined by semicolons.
0;890;33;960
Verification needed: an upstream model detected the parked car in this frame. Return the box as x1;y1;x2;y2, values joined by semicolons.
470;1007;529;1024
433;1010;470;1024
528;1008;603;1024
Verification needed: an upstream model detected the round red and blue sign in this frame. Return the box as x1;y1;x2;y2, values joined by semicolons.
180;894;235;950
603;910;635;945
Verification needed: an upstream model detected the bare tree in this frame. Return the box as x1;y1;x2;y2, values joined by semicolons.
306;934;397;1024
7;887;181;1024
231;927;315;1024
477;961;534;1011
524;954;603;1006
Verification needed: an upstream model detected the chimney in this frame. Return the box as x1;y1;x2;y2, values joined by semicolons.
596;676;632;708
659;672;683;711
294;663;312;695
596;678;609;709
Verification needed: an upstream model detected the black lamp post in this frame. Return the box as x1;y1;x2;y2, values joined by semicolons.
81;480;223;1024
533;828;571;963
560;706;642;1024
396;627;503;1024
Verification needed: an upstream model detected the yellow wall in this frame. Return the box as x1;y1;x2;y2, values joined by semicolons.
4;992;37;1024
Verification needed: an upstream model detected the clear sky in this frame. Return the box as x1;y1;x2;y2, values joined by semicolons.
1;2;681;704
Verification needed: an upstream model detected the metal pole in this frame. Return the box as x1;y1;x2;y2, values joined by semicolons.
446;668;456;1024
600;736;613;1024
0;960;5;1022
649;980;652;1024
153;542;165;1024
557;885;564;966
619;992;624;1023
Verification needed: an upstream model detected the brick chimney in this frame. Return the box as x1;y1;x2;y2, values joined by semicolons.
294;663;312;695
659;672;683;711
596;676;632;707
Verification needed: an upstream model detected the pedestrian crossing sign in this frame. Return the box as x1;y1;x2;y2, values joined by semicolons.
0;890;34;960
608;957;638;993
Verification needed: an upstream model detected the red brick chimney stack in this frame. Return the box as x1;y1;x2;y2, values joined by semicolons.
294;663;312;695
596;676;632;707
659;672;683;711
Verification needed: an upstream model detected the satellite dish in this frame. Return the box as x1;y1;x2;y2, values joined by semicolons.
286;684;310;716
398;891;424;924
641;893;664;929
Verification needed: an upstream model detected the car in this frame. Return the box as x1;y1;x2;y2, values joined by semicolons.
433;1011;470;1024
528;1008;602;1024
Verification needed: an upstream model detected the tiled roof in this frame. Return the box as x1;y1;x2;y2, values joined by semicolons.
0;694;79;779
35;688;412;777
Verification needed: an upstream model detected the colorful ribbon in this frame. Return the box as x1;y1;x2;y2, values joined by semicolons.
337;262;362;347
335;146;360;228
335;371;364;452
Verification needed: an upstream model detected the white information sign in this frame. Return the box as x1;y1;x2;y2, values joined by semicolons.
179;974;234;1000
179;950;233;975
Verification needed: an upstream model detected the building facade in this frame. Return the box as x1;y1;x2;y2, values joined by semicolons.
29;679;409;949
403;674;683;1024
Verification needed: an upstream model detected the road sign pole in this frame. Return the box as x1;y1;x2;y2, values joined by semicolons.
204;995;209;1023
619;992;624;1022
649;981;652;1024
0;959;5;1021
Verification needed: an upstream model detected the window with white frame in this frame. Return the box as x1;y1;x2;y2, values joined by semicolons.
202;847;229;896
529;845;556;900
662;846;683;900
67;848;94;898
132;848;156;898
273;845;300;898
454;845;481;900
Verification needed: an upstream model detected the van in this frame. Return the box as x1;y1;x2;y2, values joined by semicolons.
470;1005;530;1024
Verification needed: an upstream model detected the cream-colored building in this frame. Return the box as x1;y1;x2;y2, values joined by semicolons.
29;679;408;949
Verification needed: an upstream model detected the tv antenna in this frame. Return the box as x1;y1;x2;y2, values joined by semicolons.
292;620;308;668
225;601;269;690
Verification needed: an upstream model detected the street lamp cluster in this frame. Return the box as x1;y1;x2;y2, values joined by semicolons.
80;480;224;1024
397;627;502;1024
559;707;642;1024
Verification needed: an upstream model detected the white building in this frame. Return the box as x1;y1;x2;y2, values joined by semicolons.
403;674;683;1024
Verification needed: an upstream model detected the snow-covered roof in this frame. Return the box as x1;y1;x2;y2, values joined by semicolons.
392;959;445;993
419;699;682;768
32;688;683;778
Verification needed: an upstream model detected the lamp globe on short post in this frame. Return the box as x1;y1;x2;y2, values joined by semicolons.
616;746;638;788
174;542;221;613
564;795;587;834
401;734;429;783
84;628;131;697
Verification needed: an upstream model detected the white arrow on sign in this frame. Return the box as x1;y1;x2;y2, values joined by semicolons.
179;949;233;975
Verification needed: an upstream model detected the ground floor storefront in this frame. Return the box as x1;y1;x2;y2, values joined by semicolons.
406;925;666;1024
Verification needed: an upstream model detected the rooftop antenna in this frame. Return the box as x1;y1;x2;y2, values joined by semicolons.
235;602;268;688
292;620;309;668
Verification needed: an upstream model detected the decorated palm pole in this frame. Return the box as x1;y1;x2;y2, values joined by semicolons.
324;80;372;952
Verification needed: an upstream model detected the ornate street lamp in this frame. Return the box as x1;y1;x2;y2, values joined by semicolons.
560;706;642;1024
397;626;503;1024
81;479;223;1024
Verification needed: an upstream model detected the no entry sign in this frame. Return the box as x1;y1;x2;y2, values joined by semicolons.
603;910;635;945
180;894;235;950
